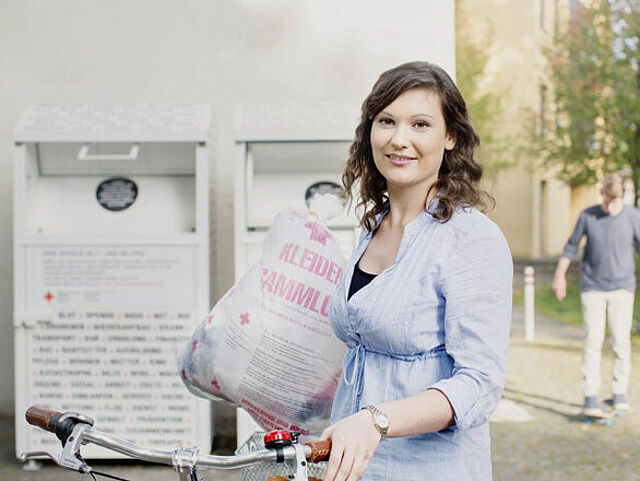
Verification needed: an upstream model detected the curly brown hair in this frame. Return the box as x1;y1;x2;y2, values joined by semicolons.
342;61;494;231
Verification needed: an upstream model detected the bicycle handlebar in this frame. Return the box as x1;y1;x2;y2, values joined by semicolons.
23;405;331;472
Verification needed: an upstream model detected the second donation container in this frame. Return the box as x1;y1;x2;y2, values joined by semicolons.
234;135;360;445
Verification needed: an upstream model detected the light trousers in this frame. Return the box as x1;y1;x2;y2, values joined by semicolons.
581;289;634;397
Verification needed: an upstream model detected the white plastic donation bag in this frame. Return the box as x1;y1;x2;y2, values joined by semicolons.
178;206;347;436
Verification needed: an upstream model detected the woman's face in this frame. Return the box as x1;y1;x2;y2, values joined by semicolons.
370;87;455;195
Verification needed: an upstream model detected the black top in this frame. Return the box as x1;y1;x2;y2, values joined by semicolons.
348;260;378;300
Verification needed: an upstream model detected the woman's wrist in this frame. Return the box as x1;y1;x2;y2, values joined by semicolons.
361;405;390;440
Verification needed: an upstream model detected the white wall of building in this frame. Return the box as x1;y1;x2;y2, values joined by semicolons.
0;0;454;415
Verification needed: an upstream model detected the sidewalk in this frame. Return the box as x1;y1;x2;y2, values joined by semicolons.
494;306;640;481
2;306;639;480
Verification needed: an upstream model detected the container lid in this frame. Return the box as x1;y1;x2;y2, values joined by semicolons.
15;104;211;142
234;102;355;142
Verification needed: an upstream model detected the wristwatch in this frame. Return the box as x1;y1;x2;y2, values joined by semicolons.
361;405;390;439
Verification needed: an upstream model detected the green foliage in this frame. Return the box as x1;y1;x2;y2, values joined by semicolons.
513;273;640;337
513;275;584;325
535;0;640;202
455;1;515;180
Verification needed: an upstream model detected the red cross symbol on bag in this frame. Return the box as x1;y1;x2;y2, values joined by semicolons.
304;221;331;245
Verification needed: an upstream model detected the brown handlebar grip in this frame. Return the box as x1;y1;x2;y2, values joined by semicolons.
266;478;321;481
305;440;331;463
25;406;61;432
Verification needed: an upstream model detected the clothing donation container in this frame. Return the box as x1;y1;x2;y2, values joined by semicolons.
13;104;212;458
234;130;361;445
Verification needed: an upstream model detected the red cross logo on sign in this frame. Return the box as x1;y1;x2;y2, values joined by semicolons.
44;291;54;302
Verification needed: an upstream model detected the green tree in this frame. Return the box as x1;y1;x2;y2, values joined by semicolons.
455;1;513;180
537;0;640;203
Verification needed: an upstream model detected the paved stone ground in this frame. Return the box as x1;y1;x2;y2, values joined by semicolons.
2;306;639;480
493;307;640;481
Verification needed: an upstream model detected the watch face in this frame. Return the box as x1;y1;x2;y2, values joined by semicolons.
375;413;390;429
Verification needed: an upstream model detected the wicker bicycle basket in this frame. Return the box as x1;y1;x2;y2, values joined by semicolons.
235;432;327;481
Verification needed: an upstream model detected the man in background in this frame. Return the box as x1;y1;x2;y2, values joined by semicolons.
553;173;640;415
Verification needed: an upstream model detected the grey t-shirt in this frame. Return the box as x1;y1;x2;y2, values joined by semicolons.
562;204;640;292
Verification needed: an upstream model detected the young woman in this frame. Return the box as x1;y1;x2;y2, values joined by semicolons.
319;61;513;481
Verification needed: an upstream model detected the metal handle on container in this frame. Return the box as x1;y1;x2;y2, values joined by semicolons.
78;143;140;161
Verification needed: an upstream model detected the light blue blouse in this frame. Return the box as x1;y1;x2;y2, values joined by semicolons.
329;201;513;481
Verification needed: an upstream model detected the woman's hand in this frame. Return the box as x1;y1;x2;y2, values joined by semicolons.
319;410;381;481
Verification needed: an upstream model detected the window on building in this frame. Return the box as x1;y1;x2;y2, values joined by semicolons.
570;0;581;20
540;84;548;136
540;0;546;31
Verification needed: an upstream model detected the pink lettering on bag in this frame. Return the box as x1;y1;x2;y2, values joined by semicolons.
277;242;343;286
261;267;334;318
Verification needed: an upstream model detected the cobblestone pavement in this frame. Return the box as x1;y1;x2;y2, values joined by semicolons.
2;306;639;480
493;307;640;481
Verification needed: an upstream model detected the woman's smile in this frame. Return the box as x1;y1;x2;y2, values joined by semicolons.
386;153;417;166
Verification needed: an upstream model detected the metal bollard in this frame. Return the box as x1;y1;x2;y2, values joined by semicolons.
524;266;535;342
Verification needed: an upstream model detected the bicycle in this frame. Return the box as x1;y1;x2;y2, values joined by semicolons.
20;406;331;481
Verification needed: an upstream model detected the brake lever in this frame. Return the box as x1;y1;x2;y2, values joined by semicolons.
59;423;92;472
19;450;60;464
19;423;93;473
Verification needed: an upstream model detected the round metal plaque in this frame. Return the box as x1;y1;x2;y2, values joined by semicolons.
96;177;138;212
